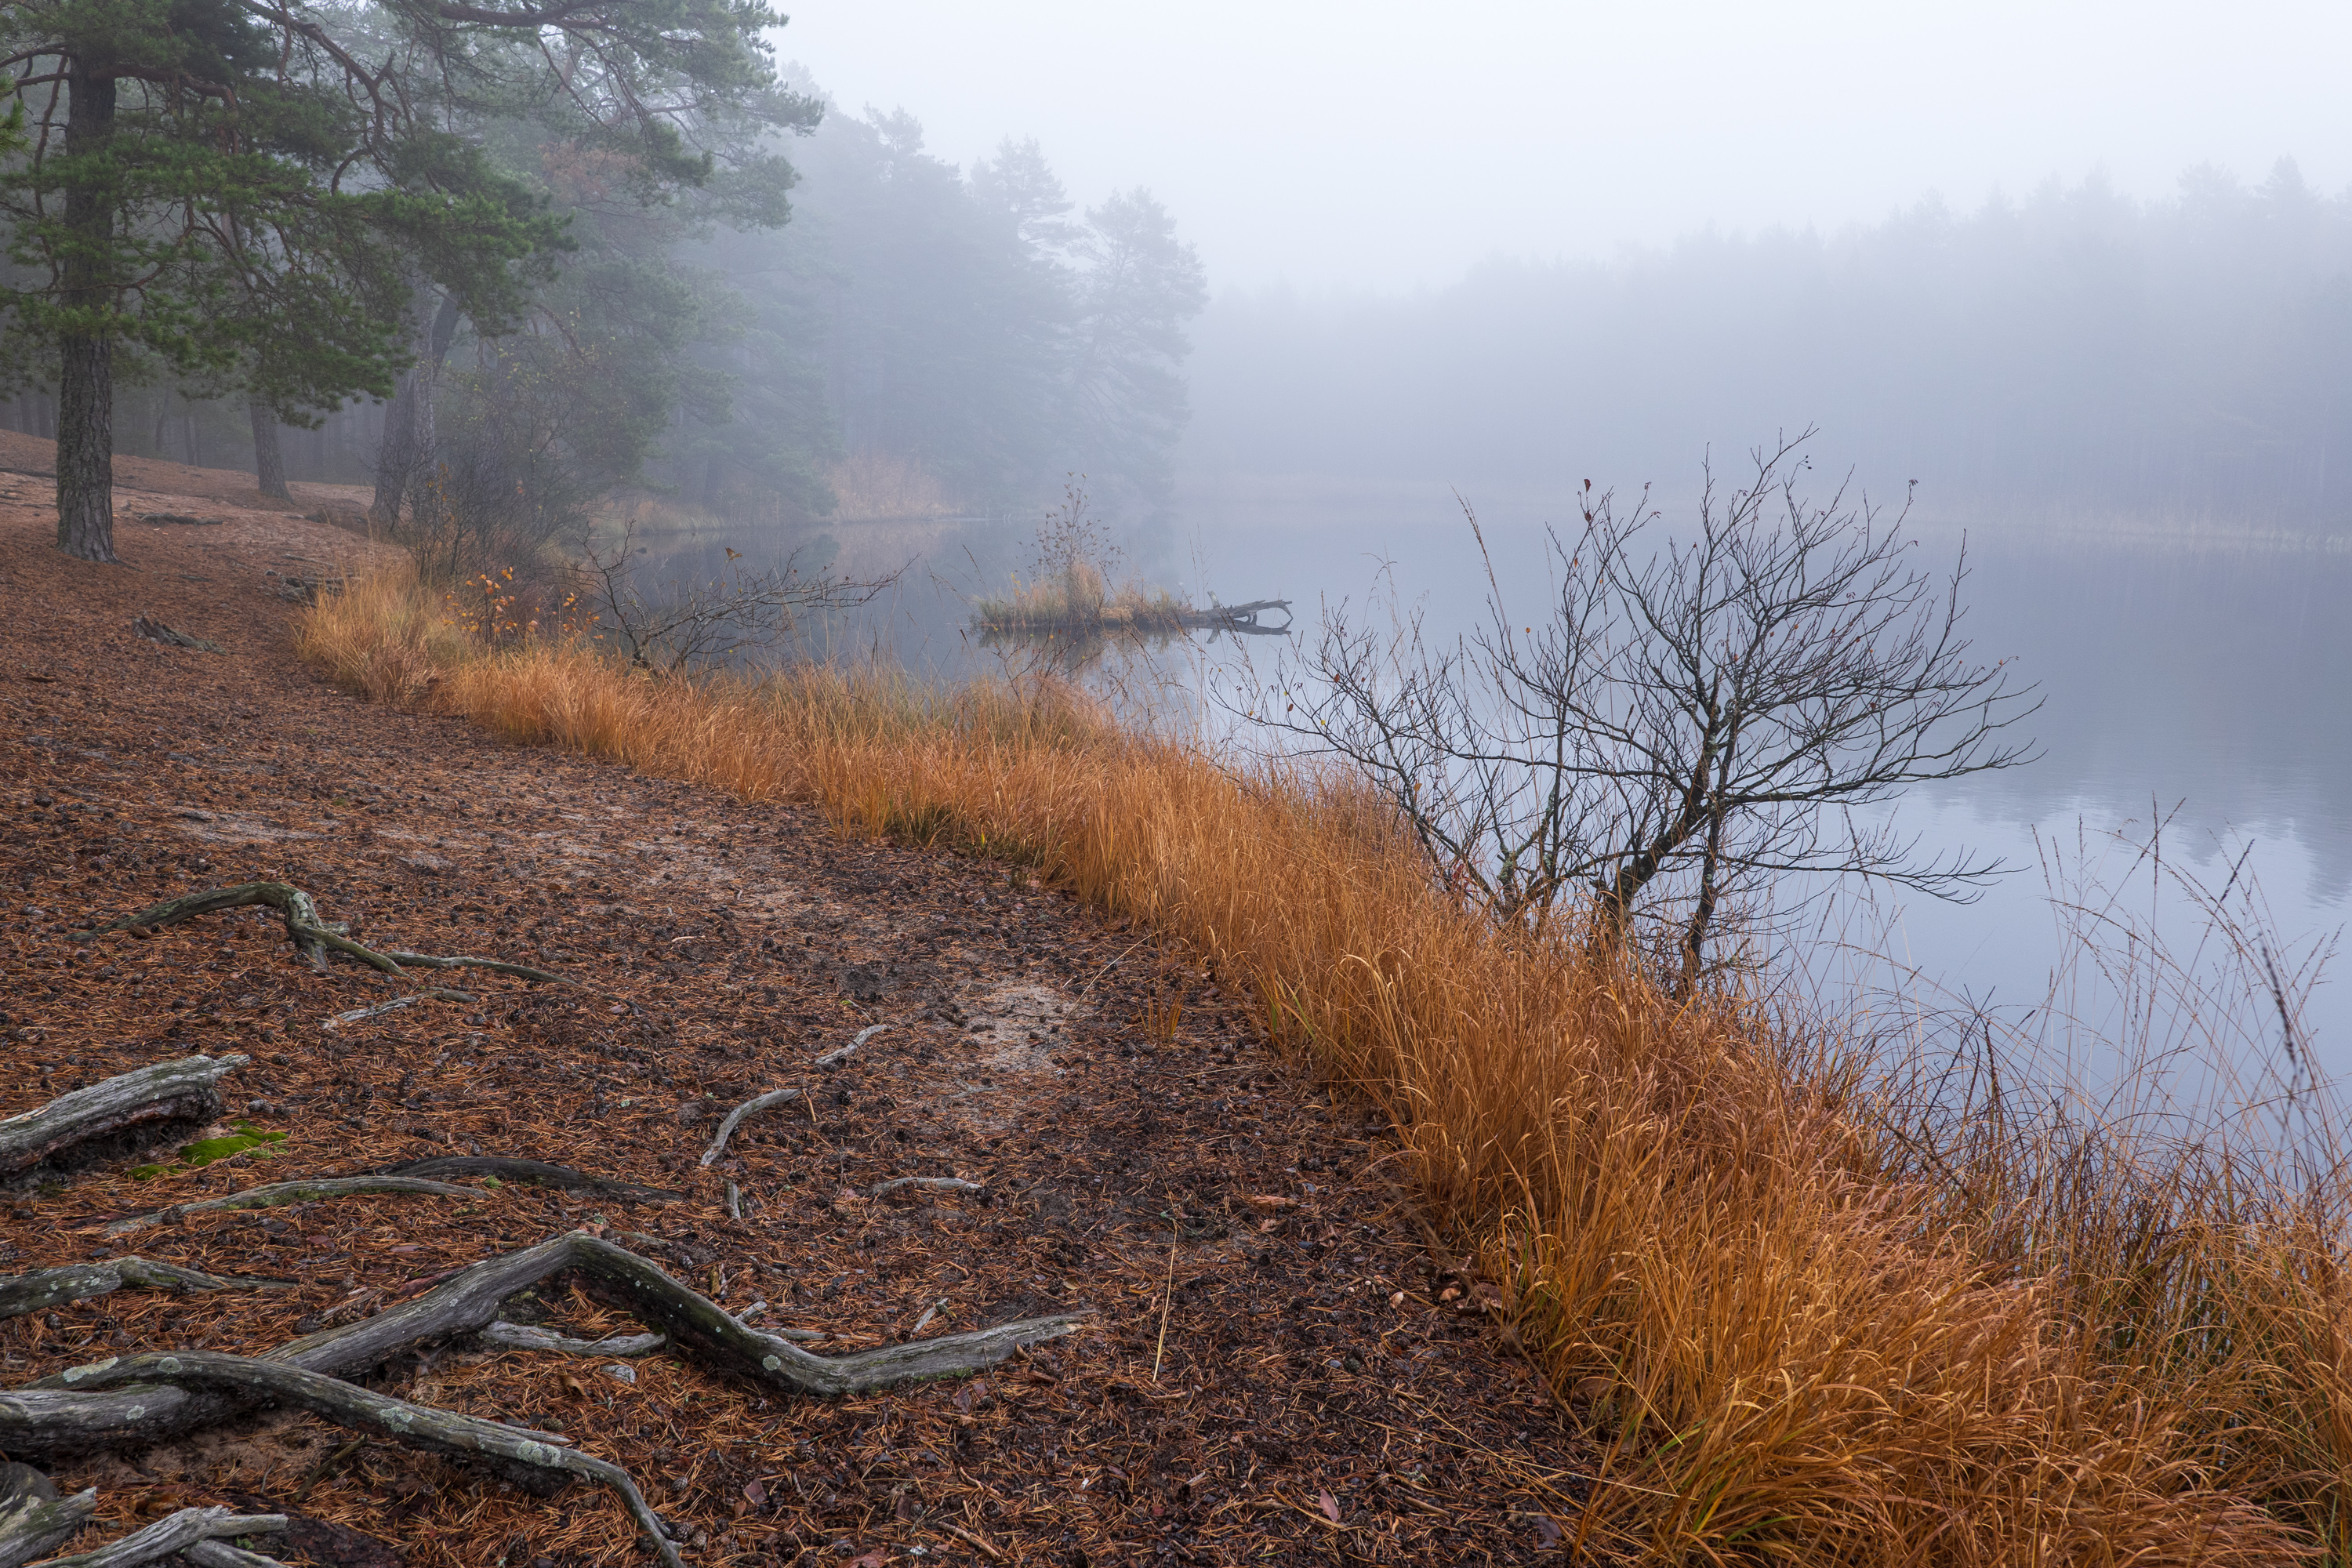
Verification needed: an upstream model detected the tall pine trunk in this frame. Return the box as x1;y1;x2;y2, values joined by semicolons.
55;63;118;564
370;292;462;529
249;396;291;501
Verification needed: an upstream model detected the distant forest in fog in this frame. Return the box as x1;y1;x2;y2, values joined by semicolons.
0;64;1207;532
1185;162;2352;528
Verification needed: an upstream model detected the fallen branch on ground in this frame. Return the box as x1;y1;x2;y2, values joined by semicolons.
0;1057;245;1185
0;1258;288;1319
71;883;575;988
481;1306;828;1359
700;1087;802;1167
379;1157;682;1204
24;1504;285;1568
101;1175;480;1239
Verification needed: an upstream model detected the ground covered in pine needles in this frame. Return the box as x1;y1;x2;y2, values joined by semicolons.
0;475;1585;1563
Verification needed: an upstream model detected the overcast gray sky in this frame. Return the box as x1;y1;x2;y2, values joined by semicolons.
777;0;2350;294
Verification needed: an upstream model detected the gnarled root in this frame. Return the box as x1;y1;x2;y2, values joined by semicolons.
0;1460;94;1566
21;1504;285;1568
0;1258;288;1319
379;1156;682;1204
100;1175;480;1240
38;1356;680;1567
71;882;575;989
0;1231;1088;1464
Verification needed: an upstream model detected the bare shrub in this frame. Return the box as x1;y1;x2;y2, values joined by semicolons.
571;518;901;676
1240;431;2040;985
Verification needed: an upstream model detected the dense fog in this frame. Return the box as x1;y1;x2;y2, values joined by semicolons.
1;65;1206;538
0;0;2342;1064
1185;164;2352;530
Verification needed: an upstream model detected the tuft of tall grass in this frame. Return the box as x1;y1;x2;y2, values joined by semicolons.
972;563;1191;634
294;566;473;705
299;561;2348;1566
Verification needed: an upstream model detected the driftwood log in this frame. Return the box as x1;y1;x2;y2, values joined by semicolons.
0;1057;245;1185
1191;597;1293;633
0;1461;93;1566
71;883;573;988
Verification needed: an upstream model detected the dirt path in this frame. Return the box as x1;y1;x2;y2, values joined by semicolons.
0;469;1582;1566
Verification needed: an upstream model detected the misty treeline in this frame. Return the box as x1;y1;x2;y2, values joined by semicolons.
670;82;1207;529
1192;161;2352;527
0;0;1204;570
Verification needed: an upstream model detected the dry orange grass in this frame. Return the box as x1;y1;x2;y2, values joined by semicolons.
299;566;2352;1566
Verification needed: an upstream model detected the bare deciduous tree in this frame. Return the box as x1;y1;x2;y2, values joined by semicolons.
574;519;901;675
1238;433;2040;986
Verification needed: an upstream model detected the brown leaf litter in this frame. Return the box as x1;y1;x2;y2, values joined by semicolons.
0;464;1592;1564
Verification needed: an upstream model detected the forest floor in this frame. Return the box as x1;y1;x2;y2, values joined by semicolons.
0;452;1588;1566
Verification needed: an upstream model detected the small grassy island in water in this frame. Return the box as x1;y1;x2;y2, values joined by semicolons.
971;564;1290;638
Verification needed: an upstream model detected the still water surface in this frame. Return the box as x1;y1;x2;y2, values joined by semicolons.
1167;477;2352;1087
642;479;2352;1090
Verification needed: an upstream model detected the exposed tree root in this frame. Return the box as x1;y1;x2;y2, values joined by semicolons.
0;1460;92;1566
0;1232;1088;1466
814;1022;891;1069
370;951;573;985
699;1087;803;1167
0;1258;289;1319
479;1322;669;1358
183;1540;290;1568
379;1156;682;1204
0;1057;245;1185
260;1231;1090;1398
42;1356;681;1566
101;1176;480;1240
71;882;575;989
323;989;472;1029
20;1504;284;1568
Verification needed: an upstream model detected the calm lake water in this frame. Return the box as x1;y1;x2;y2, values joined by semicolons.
641;477;2352;1096
1163;476;2352;1094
